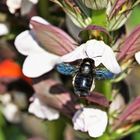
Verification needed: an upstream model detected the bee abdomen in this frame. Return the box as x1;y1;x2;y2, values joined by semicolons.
73;74;93;96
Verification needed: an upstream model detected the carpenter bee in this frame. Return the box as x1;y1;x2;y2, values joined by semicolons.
56;58;114;97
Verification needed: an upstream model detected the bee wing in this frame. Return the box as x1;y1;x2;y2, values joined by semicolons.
56;63;77;76
95;69;115;80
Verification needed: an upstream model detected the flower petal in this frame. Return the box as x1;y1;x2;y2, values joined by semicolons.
101;45;121;74
72;108;108;137
61;44;86;62
72;109;87;132
30;16;49;29
23;53;60;77
61;39;104;64
2;103;21;123
6;0;21;14
135;51;140;64
0;23;9;36
113;96;140;130
85;40;121;73
21;0;33;15
61;39;121;74
117;25;140;61
84;40;105;66
85;92;109;108
86;109;108;138
14;30;44;55
28;96;59;120
15;30;60;78
30;20;77;56
29;0;38;4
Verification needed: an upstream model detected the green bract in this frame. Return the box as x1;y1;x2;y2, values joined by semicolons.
50;0;140;31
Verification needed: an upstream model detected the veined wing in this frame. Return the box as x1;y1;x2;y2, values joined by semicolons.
95;68;115;80
56;63;77;76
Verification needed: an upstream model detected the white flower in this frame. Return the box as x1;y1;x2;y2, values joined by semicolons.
72;108;108;138
6;0;38;15
2;103;21;123
28;96;60;120
14;17;61;78
6;0;21;14
0;23;9;36
61;39;121;74
135;51;140;64
0;93;11;105
29;0;38;4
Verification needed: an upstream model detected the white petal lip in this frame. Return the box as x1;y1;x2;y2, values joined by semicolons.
23;53;60;78
6;0;21;14
28;96;59;120
29;0;38;4
101;43;121;74
62;39;121;74
84;40;105;66
14;30;44;55
72;108;108;138
84;109;108;137
15;30;60;77
3;103;21;123
60;44;86;62
135;51;140;64
73;109;87;132
0;23;9;36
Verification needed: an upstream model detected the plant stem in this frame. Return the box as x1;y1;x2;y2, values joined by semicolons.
95;80;112;100
38;0;49;19
89;133;111;140
45;118;66;140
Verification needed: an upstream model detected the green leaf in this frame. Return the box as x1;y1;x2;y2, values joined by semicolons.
131;132;140;140
126;5;140;30
91;9;107;27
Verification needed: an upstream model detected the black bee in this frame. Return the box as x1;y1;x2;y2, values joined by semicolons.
72;58;96;96
56;58;114;97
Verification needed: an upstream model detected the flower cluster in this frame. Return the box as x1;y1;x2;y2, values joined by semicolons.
14;16;121;138
1;0;140;139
